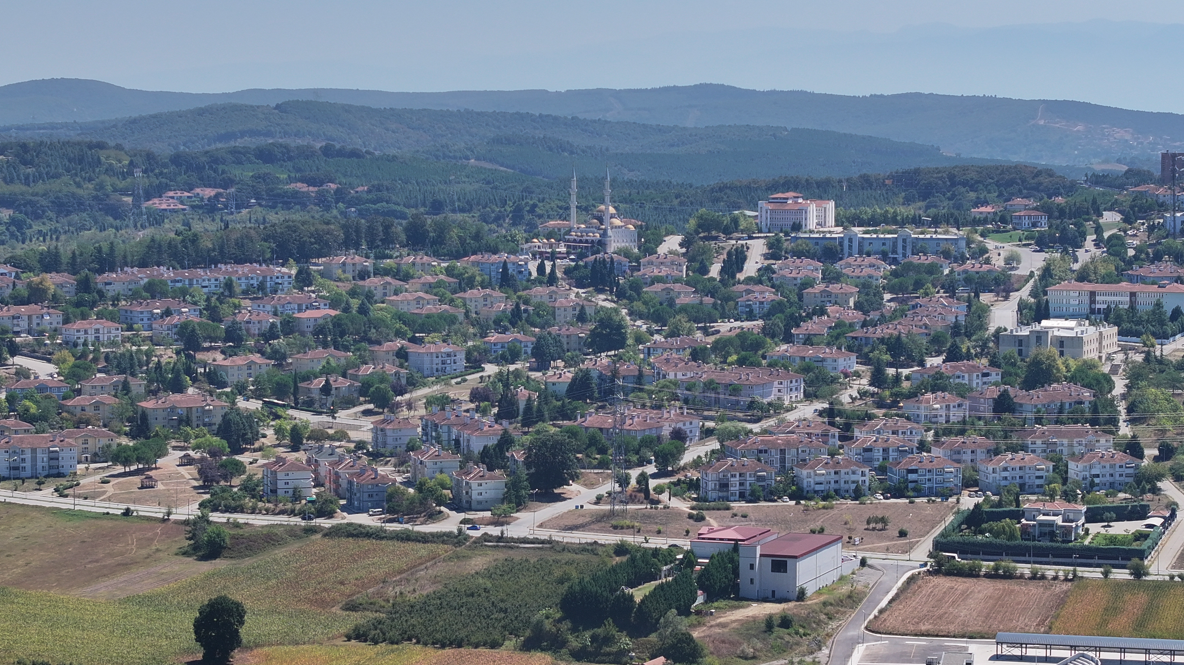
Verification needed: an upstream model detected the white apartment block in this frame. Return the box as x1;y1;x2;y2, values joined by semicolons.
977;453;1053;494
61;320;122;346
723;435;829;473
853;419;925;445
903;392;968;424
910;362;1001;390
451;464;507;511
887;454;962;496
699;457;776;502
371;416;420;451
766;345;857;374
0;434;79;478
845;436;918;466
931;436;996;465
1047;281;1184;319
1018;426;1114;457
1068;450;1141;491
260;457;314;499
793;457;870;498
404;343;464;378
208;354;274;384
410;446;462;483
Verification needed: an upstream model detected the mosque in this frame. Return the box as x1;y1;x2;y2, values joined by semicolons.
538;170;640;254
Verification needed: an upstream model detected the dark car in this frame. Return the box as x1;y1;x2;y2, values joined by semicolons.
466;524;481;530
301;513;315;521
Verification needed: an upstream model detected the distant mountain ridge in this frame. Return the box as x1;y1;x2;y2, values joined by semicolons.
0;101;1014;184
1;78;1182;166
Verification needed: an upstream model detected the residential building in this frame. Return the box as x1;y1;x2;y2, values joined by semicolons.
0;420;34;435
520;285;574;305
290;348;352;373
0;433;79;478
298;376;361;407
384;292;440;312
1010;383;1096;425
765;345;857;374
998;319;1118;361
977;453;1053;494
757;192;836;232
390;254;444;274
723;434;829;473
316;254;372;280
347;363;408;384
553;298;600;325
641;253;687;276
910;361;1002;390
845;436;918;466
506;449;528;475
118;300;199;329
1020;502;1085;542
766;419;841;445
60;427;118;463
209;354;274;384
1068;450;1141;491
902;392;968;424
233;310;280;337
408;274;462;292
345;466;398;512
136;394;228;430
369;417;419;452
1011;210;1050;229
293;309;338;335
260;456;314;499
698;457;776;502
773;267;823;290
7;379;69;399
0;305;63;335
1018;426;1115;457
60;395;119;426
836;255;889;274
483;333;535;356
737;293;785;319
451;464;507;511
404;342;464;378
354;276;407;299
410;445;462;483
642;337;704;360
456;288;507;312
887;454;962;496
458;253;534;286
739;532;846;601
931;436;997;465
803;284;859;309
793;457;871;498
568;406;702;444
853;418;925;444
547;325;590;354
788;227;967;261
1005;198;1036;211
249;294;329;315
79;374;146;397
1047;281;1184;320
61;319;122;346
150;315;202;344
1122;261;1184;284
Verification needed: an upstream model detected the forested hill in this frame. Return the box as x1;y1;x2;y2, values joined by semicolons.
1;101;1012;184
2;79;1183;166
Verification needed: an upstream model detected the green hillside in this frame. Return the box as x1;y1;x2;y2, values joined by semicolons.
0;101;1011;184
1;79;1181;166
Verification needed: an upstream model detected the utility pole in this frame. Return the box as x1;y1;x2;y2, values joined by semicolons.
609;403;624;517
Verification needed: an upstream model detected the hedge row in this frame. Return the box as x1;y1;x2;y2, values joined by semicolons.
323;522;470;546
981;503;1149;525
936;508;1161;563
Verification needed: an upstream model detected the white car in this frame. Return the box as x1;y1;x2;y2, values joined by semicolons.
873;493;883;500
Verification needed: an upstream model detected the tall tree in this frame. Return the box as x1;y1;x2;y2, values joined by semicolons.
588;308;628;354
193;595;247;664
216;408;260;454
525;431;580;492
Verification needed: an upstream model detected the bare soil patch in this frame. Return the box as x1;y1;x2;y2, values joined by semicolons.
539;500;954;552
576;470;612;489
869;574;1072;639
0;502;202;595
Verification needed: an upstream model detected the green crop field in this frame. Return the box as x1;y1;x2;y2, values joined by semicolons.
1051;579;1184;639
240;644;558;665
0;538;452;665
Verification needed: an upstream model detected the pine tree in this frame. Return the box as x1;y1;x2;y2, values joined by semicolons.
547;260;559;286
496;387;519;422
521;395;538;427
537;260;548;279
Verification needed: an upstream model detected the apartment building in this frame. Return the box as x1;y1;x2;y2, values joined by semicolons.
793;457;871;498
787;227;967;261
0;305;63;335
640;253;687;276
483;333;535;356
903;392;968;424
406;275;460;292
384;292;440;312
79;374;146;397
233;310;280;337
0;420;34;435
642;336;704;360
249;293;329;315
290;348;352;373
1047;281;1184;319
316;254;372;280
456;288;507;312
61;319;122;346
978;453;1053;494
698;457;776;502
765;345;857;374
345;466;398;513
802;284;859;309
404;342;464;378
451;464;507;511
723;434;829;473
458;253;534;286
60;427;118;463
931;436;997;465
118;300;200;329
568;406;702;444
910;362;1002;390
1018;426;1115;457
410;445;462;483
60;395;119;426
293;309;338;335
887;454;963;496
297;376;361;407
355;276;407;300
209;354;274;384
998;319;1118;361
8;379;69;399
371;416;419;452
260;456;314;499
0;433;78;479
136;394;228;430
738;293;786;319
851;418;924;444
547;325;590;354
1011;210;1050;229
553;299;600;325
766;419;841;445
1068;450;1141;491
845;436;918;466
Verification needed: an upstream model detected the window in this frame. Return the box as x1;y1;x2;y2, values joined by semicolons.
771;559;789;574
749;563;754;570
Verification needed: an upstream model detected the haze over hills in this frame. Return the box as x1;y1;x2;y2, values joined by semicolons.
2;77;1183;168
0;100;1015;184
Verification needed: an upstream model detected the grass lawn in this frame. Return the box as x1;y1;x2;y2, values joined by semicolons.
0;536;453;665
633;580;660;600
986;231;1025;243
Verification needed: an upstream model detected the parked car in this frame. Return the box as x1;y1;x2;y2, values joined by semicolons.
467;524;481;531
873;494;884;500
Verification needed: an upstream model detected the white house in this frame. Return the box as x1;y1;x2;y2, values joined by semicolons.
61;320;122;346
793;457;870;498
977;453;1053;494
260;456;314;499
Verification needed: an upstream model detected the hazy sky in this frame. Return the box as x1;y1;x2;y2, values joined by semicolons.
6;1;1184;111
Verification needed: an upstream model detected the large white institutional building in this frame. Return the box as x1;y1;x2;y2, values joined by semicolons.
758;192;836;233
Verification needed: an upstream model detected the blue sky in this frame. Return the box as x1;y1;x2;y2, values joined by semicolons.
7;1;1184;111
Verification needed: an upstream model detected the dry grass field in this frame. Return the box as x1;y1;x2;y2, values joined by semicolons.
538;500;955;553
1051;579;1184;639
869;575;1073;639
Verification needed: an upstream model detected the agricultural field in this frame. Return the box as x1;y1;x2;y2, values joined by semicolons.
868;575;1072;639
0;502;199;596
538;500;956;553
238;644;559;665
0;534;453;665
693;578;867;664
1051;579;1184;639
